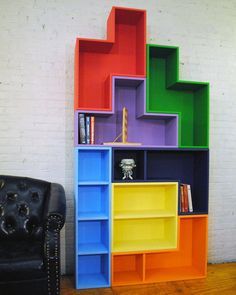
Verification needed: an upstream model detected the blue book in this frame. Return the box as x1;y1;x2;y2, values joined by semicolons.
86;116;91;144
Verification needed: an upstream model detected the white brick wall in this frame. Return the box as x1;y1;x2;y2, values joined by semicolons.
0;0;235;274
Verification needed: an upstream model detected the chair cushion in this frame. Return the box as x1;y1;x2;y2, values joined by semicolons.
0;240;46;281
0;176;50;240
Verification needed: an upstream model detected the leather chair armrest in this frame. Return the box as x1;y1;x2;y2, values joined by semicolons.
43;183;66;295
46;183;66;228
44;223;61;295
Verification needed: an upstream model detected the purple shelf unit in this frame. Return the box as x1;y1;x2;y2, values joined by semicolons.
75;76;178;147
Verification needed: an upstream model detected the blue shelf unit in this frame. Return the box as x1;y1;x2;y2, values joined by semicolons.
75;147;111;289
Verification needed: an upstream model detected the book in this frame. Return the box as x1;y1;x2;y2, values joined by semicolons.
183;184;189;212
86;116;90;144
187;184;193;212
180;185;184;213
90;116;95;144
79;113;86;144
180;183;193;213
180;184;189;213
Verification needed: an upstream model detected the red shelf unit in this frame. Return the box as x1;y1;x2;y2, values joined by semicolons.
74;7;146;112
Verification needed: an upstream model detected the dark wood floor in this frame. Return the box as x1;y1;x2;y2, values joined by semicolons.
61;262;236;295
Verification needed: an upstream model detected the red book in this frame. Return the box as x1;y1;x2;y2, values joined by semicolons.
180;185;184;212
182;184;189;213
90;116;95;144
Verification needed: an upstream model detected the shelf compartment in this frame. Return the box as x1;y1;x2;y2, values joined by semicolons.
112;254;144;286
77;254;109;289
77;185;109;220
112;182;178;219
146;149;209;214
145;215;208;282
78;220;109;254
146;44;209;148
75;7;146;111
113;149;145;181
76;148;111;182
112;217;177;252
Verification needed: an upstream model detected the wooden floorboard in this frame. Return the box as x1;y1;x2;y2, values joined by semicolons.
61;263;236;295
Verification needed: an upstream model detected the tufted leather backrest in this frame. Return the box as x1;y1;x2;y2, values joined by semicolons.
0;176;50;241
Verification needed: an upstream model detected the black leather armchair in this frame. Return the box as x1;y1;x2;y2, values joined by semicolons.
0;176;66;295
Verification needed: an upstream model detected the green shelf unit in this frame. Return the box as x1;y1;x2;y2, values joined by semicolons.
146;44;209;148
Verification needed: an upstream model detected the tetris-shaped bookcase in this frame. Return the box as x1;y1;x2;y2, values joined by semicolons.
74;6;209;289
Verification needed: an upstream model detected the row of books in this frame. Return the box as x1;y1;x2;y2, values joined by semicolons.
180;183;193;213
79;114;95;144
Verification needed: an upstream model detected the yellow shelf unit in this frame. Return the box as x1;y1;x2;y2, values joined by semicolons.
112;182;178;253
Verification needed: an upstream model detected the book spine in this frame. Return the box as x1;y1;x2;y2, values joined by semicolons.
90;116;95;144
187;184;193;212
86;116;90;144
79;114;86;144
180;185;184;213
183;184;189;213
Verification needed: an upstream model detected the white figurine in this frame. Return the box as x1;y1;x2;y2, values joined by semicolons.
119;159;136;180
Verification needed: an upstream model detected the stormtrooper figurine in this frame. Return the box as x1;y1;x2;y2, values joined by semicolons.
119;159;136;180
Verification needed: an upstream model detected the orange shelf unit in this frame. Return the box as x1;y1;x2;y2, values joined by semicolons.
112;253;144;286
74;7;146;111
145;215;208;282
112;215;207;286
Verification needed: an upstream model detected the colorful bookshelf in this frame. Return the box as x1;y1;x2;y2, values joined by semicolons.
74;6;209;290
